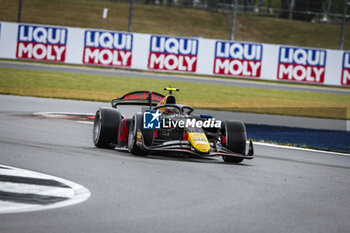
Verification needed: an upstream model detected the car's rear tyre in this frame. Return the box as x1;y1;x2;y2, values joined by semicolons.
222;120;246;163
128;114;148;156
93;107;121;149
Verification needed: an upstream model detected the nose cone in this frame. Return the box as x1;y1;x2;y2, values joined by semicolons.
188;132;210;153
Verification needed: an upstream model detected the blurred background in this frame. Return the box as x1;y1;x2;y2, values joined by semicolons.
0;0;349;49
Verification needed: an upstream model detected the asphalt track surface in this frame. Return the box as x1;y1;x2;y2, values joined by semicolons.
1;95;350;233
1;60;350;95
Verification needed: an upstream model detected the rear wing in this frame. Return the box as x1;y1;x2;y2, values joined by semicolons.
111;91;165;108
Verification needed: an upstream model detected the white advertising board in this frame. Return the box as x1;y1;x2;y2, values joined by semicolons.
0;21;349;87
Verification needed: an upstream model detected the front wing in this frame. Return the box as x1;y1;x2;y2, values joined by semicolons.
135;130;254;159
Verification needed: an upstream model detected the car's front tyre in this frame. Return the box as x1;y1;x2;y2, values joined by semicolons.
93;107;121;149
222;120;247;163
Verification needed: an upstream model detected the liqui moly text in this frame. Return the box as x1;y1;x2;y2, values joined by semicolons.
148;36;198;72
213;41;262;78
16;25;67;62
83;30;133;67
341;52;350;86
277;46;327;84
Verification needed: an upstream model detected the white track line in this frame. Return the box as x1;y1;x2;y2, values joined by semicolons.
76;121;93;125
0;164;91;214
254;142;350;157
33;112;95;117
0;182;74;198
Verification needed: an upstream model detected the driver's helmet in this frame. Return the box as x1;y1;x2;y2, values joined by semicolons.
160;95;178;114
165;96;176;104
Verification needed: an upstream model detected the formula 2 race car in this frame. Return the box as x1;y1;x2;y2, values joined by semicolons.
93;87;254;163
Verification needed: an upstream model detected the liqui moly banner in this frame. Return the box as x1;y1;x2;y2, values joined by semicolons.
213;41;262;78
16;24;67;62
148;36;198;72
341;52;350;86
0;22;349;87
83;30;133;67
277;46;327;84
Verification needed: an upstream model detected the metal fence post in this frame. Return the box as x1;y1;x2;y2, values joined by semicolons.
288;0;295;20
340;0;348;50
128;0;134;32
17;0;22;23
230;0;238;41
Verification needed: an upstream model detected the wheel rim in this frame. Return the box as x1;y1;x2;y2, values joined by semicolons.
93;112;100;142
128;119;135;151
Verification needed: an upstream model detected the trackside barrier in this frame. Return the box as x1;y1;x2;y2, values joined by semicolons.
0;21;349;87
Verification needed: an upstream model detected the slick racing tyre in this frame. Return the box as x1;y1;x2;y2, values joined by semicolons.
222;120;247;163
128;114;149;156
93;107;121;149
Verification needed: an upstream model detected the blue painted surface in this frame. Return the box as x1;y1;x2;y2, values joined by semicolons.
246;124;350;153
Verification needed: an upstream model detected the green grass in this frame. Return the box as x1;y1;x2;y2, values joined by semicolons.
4;58;349;90
0;67;349;119
0;0;350;49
